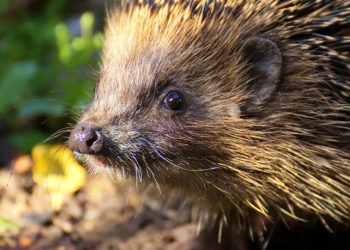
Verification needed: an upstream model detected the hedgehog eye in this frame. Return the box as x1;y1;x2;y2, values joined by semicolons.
163;91;184;111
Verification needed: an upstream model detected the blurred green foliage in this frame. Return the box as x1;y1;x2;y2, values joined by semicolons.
0;216;22;234
0;1;104;152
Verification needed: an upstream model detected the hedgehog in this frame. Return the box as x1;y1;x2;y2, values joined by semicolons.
68;0;350;241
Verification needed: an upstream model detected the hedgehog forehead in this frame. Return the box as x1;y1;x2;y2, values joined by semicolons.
100;47;166;90
85;45;173;126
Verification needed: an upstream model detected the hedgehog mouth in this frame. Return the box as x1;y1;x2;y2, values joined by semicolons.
92;155;110;165
73;152;112;168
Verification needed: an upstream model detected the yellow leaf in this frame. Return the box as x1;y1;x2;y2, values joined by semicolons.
31;144;86;210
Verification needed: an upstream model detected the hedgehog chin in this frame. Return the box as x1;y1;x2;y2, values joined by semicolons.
78;153;112;169
92;155;111;166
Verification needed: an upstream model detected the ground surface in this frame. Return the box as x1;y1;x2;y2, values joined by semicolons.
0;166;203;250
1;164;349;250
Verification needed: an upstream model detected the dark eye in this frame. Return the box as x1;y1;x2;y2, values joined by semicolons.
163;91;184;111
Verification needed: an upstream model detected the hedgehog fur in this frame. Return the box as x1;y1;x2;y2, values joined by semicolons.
70;0;350;231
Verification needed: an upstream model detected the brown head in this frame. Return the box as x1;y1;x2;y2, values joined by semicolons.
68;0;350;226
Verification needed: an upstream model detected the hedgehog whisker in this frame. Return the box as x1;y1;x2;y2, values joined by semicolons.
148;166;162;195
45;127;74;143
131;154;143;187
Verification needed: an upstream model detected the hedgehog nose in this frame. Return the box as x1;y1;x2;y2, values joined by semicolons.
68;124;103;154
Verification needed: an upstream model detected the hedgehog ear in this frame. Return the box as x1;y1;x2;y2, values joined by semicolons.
241;37;282;112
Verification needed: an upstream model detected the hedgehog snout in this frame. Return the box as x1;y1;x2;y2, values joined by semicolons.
68;123;104;154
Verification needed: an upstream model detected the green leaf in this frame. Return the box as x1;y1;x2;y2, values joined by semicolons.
55;23;70;49
93;33;104;49
18;98;65;119
8;130;49;153
80;12;94;38
0;62;38;115
72;37;87;51
0;216;22;234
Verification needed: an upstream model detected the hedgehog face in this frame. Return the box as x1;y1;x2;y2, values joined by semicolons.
67;0;287;213
68;59;216;180
68;35;284;219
